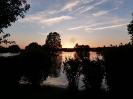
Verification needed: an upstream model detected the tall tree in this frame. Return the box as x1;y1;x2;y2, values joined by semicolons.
127;14;133;44
0;0;30;44
45;32;62;51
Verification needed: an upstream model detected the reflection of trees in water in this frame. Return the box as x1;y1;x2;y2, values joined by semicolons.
48;54;62;78
74;51;90;60
63;51;104;92
19;49;51;85
64;57;82;91
81;58;104;91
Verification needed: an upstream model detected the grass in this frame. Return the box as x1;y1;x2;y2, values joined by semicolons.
0;84;110;99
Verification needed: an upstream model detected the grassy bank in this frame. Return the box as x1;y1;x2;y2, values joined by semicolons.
0;84;110;99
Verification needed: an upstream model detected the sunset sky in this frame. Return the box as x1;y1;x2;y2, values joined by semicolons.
2;0;133;49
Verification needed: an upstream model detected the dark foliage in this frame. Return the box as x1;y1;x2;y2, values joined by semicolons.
0;0;30;44
0;55;21;86
19;49;51;85
63;51;104;93
0;46;8;53
45;32;62;51
127;14;133;44
25;42;41;50
0;0;30;32
8;44;21;53
64;57;81;91
101;43;133;96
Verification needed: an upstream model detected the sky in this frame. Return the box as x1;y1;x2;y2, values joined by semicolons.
2;0;133;49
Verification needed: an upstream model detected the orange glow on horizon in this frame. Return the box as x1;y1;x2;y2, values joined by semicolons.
63;45;74;48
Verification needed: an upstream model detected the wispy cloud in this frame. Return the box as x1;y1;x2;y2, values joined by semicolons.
39;16;73;26
85;23;128;31
59;1;80;12
19;10;73;26
41;26;45;29
79;0;108;14
92;8;118;17
67;5;86;15
115;0;124;7
38;32;49;35
67;19;124;30
67;25;85;30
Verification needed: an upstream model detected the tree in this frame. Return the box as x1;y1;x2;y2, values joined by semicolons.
0;0;30;44
8;45;20;53
127;14;133;44
45;32;62;51
25;42;41;50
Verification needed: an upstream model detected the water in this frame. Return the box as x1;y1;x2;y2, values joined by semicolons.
0;52;20;57
42;51;106;90
0;51;107;90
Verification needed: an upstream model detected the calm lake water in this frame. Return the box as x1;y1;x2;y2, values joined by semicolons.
42;51;106;90
0;51;107;90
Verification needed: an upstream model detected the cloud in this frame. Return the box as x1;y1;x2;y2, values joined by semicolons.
115;0;124;6
59;1;80;12
92;8;118;17
38;32;49;35
79;0;108;14
41;26;45;29
85;23;128;31
67;5;86;15
58;0;93;14
67;25;85;30
39;16;73;26
67;19;125;30
19;10;73;26
81;0;94;4
18;11;47;23
67;0;94;15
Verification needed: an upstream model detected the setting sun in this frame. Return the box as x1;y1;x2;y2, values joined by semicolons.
65;45;73;48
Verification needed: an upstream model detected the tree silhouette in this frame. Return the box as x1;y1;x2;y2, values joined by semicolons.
8;45;20;53
0;0;30;44
20;49;51;85
45;32;62;51
25;42;41;50
127;14;133;44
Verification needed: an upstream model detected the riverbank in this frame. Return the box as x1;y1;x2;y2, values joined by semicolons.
1;84;110;99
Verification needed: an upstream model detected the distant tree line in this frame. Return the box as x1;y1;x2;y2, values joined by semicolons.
0;45;20;53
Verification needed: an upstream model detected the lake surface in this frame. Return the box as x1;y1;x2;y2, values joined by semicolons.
0;51;107;90
42;51;106;90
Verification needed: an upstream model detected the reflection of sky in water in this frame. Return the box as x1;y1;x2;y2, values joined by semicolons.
42;51;106;90
0;52;20;57
42;71;68;89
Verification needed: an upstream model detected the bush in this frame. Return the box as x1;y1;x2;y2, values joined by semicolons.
19;49;51;85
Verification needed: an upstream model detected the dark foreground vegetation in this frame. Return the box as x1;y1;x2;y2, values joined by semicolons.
0;42;133;98
1;84;110;99
0;0;133;98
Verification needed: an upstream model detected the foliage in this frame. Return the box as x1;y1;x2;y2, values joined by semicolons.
19;49;51;85
127;14;133;44
25;42;41;50
0;46;8;53
0;55;21;85
101;43;133;96
74;43;90;51
8;45;21;53
45;32;62;51
64;57;82;91
63;51;104;92
0;0;30;44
